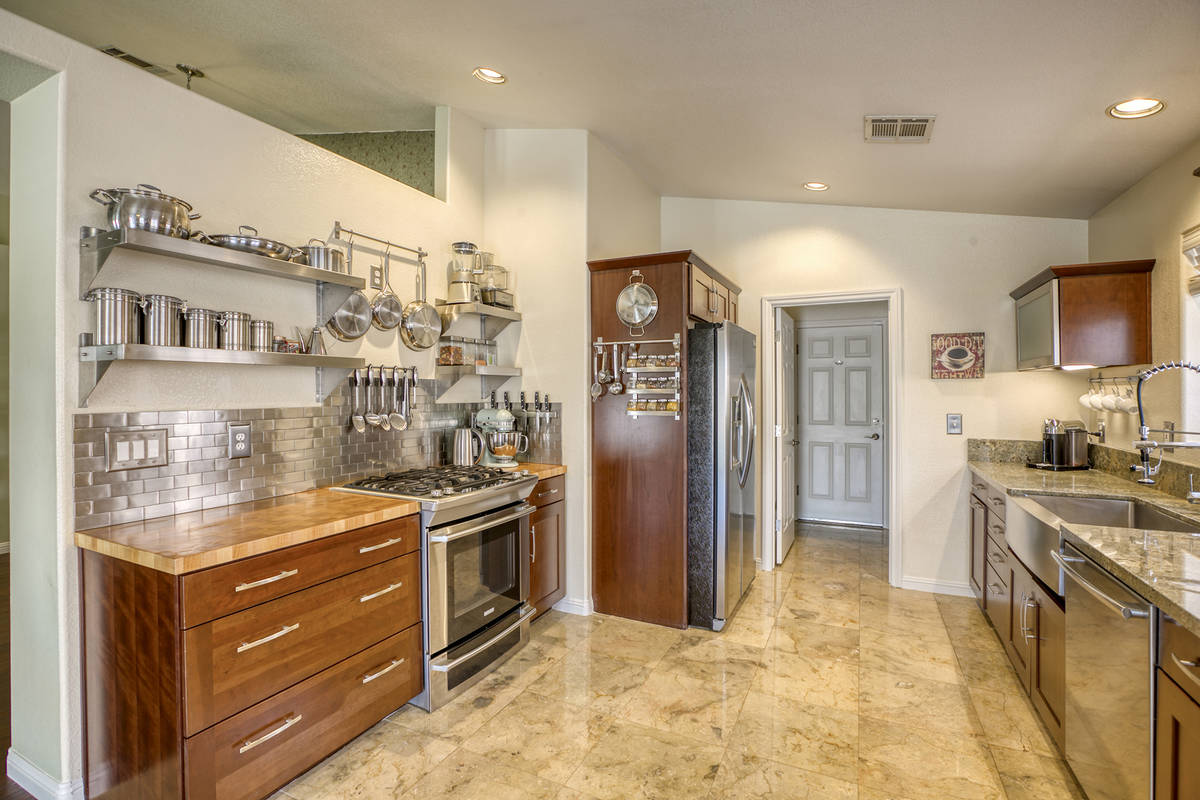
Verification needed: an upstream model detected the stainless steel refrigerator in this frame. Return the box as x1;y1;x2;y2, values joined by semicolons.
687;321;757;630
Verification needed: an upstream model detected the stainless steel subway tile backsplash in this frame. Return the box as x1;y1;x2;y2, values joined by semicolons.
73;381;563;530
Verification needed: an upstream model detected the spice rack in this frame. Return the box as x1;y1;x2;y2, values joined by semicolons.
592;333;682;421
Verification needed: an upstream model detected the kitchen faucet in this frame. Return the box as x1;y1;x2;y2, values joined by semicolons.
1131;361;1200;484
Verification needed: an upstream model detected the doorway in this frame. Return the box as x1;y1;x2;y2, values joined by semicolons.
761;289;903;586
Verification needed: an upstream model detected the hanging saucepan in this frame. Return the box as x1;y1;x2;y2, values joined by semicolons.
326;239;373;341
192;225;299;260
292;238;347;272
89;184;200;238
399;257;442;350
371;250;404;331
615;269;658;336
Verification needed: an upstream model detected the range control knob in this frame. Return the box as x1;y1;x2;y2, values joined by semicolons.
430;489;443;498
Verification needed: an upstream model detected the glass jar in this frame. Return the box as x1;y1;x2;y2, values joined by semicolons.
484;339;498;366
438;336;465;366
472;339;487;366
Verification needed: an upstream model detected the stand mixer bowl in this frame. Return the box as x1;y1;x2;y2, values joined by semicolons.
484;431;528;463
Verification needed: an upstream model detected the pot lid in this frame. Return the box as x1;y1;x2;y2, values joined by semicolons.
106;184;193;210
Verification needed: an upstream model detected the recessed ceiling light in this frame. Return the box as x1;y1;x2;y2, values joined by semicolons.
803;182;829;192
1106;98;1164;119
473;67;506;85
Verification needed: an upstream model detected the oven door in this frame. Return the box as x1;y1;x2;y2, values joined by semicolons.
427;502;532;654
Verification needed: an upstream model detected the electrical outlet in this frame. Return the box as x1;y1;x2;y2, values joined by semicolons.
946;413;963;435
228;422;252;459
369;264;384;290
105;428;169;471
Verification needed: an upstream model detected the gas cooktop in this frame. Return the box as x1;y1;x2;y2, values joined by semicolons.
338;465;529;500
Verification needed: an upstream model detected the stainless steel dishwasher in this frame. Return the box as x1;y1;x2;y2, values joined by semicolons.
1051;541;1154;800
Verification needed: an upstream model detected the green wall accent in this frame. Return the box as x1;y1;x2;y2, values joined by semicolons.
300;130;436;197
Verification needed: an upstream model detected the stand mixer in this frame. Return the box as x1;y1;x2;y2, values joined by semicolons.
475;396;529;467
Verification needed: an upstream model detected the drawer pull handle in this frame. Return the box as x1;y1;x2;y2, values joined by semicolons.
988;551;1006;563
235;569;298;592
972;483;987;491
359;582;402;603
987;583;1004;595
1171;654;1200;692
989;497;1005;507
237;714;303;754
536;488;559;498
359;537;404;554
237;623;300;653
362;657;406;684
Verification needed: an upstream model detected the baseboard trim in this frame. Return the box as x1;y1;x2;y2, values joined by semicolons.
553;596;593;616
7;749;82;800
900;576;973;597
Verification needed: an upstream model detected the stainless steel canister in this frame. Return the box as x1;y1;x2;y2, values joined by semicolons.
183;307;221;348
219;311;252;351
250;320;274;352
140;294;186;346
84;287;142;345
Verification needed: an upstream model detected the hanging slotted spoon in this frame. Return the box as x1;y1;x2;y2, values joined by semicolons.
350;369;367;433
389;367;408;430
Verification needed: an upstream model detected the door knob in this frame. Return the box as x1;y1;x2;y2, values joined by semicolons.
790;440;800;446
864;433;880;440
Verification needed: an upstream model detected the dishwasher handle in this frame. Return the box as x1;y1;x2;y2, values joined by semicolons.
1051;550;1149;620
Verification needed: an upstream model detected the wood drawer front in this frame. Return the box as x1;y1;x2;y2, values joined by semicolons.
181;515;419;628
985;489;1007;521
185;624;422;800
984;536;1009;572
183;552;419;735
985;514;1006;547
530;475;565;508
1161;615;1200;703
984;563;1010;634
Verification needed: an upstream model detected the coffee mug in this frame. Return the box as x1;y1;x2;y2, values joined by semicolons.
943;346;971;368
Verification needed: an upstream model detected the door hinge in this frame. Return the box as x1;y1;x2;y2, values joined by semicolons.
774;330;780;343
795;485;799;495
775;519;782;532
774;424;781;437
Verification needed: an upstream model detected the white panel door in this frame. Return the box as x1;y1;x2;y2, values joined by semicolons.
796;323;884;526
775;310;796;563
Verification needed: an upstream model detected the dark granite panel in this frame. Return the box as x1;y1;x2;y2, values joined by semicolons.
687;325;717;629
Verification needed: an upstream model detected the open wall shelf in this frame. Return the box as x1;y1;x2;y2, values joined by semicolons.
78;344;364;407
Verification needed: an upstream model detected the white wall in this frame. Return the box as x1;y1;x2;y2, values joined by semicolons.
0;9;493;791
483;129;591;612
1086;135;1200;455
586;134;660;261
661;197;1089;591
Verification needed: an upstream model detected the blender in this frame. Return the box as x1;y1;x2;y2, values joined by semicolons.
447;242;481;304
475;395;528;467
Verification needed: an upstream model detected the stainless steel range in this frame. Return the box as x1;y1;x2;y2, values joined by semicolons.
336;465;537;710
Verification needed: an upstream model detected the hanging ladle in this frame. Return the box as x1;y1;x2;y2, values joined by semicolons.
591;346;604;400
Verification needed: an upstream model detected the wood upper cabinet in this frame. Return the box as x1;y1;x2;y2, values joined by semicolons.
690;265;715;321
684;257;740;324
1012;259;1154;369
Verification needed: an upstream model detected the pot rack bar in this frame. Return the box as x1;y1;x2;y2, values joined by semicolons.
591;333;681;349
331;221;428;260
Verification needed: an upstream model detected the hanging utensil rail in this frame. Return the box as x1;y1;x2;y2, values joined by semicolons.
331;221;428;260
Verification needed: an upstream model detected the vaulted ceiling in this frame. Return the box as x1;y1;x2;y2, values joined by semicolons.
3;0;1199;217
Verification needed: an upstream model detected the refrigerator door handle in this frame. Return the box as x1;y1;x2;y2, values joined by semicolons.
730;394;743;471
737;376;754;488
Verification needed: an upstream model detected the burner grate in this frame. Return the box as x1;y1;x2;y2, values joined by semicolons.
344;465;517;498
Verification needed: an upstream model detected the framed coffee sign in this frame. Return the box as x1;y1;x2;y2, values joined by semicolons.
931;332;984;379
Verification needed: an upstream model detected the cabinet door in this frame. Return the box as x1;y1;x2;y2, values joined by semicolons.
1156;670;1200;800
1030;584;1065;749
728;294;738;324
984;563;1010;643
969;496;987;605
689;265;715;322
529;501;564;618
714;282;730;321
1006;560;1035;692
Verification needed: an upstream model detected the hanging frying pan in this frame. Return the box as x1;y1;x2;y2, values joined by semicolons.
371;250;404;331
399;257;442;350
615;269;658;336
326;239;373;341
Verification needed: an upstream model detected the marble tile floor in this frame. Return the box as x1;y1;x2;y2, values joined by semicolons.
273;523;1085;799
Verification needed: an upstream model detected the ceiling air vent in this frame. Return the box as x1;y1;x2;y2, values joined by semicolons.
864;115;936;143
98;46;170;76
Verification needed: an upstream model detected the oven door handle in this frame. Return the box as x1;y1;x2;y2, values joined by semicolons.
428;503;535;544
430;606;536;672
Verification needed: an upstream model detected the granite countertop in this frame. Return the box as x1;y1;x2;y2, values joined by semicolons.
77;463;567;575
969;460;1200;637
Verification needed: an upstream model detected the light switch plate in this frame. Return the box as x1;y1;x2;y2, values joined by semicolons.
946;413;963;435
105;428;169;471
228;422;252;459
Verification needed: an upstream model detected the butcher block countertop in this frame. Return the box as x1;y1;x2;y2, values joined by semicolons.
74;488;420;574
75;463;566;575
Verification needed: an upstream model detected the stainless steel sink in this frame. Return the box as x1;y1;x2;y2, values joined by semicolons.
1026;494;1197;533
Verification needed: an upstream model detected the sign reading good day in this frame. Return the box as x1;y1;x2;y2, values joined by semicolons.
931;332;985;379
